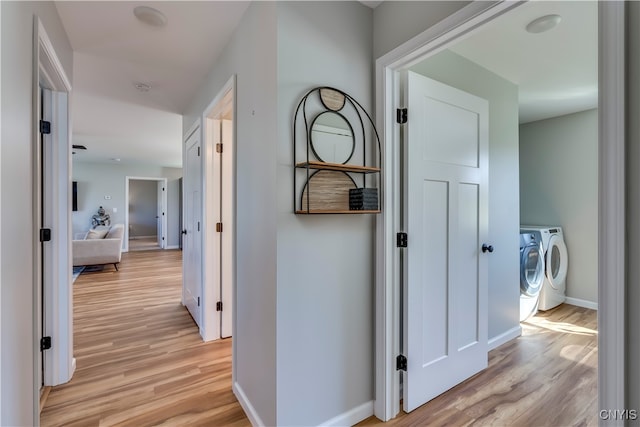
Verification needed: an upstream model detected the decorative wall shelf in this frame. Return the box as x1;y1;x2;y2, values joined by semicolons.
293;87;381;214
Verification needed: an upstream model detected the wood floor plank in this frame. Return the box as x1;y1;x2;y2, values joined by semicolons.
40;250;250;427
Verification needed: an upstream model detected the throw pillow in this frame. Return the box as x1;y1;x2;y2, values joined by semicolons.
85;229;109;240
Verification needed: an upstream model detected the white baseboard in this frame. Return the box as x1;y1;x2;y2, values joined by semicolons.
488;325;522;351
318;401;374;427
565;297;598;310
165;245;179;250
129;235;157;240
233;382;265;427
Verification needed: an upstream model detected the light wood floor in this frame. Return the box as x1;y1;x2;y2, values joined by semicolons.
42;251;597;426
40;249;250;427
358;304;598;427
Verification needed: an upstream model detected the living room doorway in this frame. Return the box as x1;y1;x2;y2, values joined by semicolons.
124;177;168;252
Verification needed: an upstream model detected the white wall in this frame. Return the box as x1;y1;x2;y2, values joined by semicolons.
627;1;640;413
520;109;598;305
373;1;470;59
128;179;158;238
410;49;521;340
72;162;181;248
182;2;278;425
276;2;374;425
0;2;73;424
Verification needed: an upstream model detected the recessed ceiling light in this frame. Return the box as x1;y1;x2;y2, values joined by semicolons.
110;158;121;162
133;6;167;28
526;14;562;34
133;82;151;92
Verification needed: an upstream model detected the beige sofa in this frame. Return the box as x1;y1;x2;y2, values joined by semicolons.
73;224;124;271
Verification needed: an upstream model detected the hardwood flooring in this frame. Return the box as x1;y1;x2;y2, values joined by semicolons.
42;251;597;426
40;250;250;427
358;304;598;427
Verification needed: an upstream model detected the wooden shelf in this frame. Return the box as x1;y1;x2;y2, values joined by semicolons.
295;210;381;215
296;161;380;174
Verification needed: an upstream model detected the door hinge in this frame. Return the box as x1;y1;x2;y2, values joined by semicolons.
216;301;223;311
216;222;223;233
197;221;200;232
396;354;407;371
197;146;201;156
40;120;51;134
216;143;223;153
197;297;200;307
40;228;52;242
162;236;165;241
396;232;408;248
396;108;408;124
40;336;52;351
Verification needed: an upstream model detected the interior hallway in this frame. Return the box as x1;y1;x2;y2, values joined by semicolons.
40;249;249;426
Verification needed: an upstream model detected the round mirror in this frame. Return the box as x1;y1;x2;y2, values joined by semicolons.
310;112;355;164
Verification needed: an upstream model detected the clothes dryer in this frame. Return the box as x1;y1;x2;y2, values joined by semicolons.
519;230;545;321
521;226;568;311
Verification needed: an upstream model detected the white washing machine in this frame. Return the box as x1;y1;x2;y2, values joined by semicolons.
519;230;545;321
521;226;569;311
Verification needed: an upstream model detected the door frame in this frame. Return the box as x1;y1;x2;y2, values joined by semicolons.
32;15;74;422
124;176;168;252
200;75;236;342
374;1;625;421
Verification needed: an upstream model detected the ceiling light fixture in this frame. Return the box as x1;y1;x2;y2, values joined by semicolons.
110;158;121;162
133;82;151;92
526;14;562;34
133;6;167;28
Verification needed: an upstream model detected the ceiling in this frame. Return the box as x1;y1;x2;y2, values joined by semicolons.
58;1;596;169
450;0;597;124
56;1;250;168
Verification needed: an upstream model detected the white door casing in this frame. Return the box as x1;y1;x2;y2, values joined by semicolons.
183;127;203;329
157;181;164;248
220;119;233;339
403;72;489;412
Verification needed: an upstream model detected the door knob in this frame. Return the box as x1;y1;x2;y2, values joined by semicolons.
482;244;494;253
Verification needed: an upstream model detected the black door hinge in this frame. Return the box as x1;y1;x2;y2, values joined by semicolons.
396;108;408;124
216;301;223;311
40;336;52;351
396;354;407;371
197;146;201;156
197;297;201;307
397;232;408;248
40;120;51;134
40;228;52;242
216;143;223;153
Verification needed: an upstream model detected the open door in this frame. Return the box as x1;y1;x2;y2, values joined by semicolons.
402;71;490;412
183;127;203;328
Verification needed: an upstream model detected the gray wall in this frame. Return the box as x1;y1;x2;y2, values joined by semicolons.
410;49;521;340
182;2;278;425
72;162;181;248
0;2;73;424
373;1;470;58
627;0;640;417
520;109;598;304
128;180;159;238
276;2;374;425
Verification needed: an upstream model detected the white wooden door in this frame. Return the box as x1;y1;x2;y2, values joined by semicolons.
403;71;489;412
183;129;202;327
